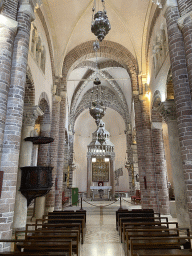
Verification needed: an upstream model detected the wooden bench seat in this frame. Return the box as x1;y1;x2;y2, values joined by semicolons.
117;212;160;230
124;228;190;255
0;239;72;256
35;219;85;243
52;210;87;222
129;236;192;256
119;217;169;241
135;249;192;256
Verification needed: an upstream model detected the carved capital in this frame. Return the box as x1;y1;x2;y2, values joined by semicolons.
162;0;178;17
151;122;162;130
23;106;43;126
158;101;176;122
178;11;192;30
60;90;67;98
19;0;36;21
0;14;18;34
53;95;61;103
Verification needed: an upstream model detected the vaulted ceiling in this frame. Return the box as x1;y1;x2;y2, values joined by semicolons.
40;0;155;129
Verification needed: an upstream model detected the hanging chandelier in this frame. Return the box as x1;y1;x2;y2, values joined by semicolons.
151;0;162;8
89;40;106;126
91;0;111;42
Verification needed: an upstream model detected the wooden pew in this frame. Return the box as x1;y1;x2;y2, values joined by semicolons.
136;250;192;256
35;218;85;244
53;210;87;222
44;213;86;226
116;209;157;230
23;231;80;256
0;239;73;256
119;216;169;242
124;228;190;255
129;236;192;256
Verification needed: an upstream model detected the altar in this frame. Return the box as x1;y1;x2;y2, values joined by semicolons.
90;186;112;200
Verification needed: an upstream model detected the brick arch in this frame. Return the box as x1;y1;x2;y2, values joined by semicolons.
24;66;35;106
151;90;162;122
62;40;139;92
38;92;51;127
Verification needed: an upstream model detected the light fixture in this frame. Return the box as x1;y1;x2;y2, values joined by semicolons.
91;0;111;42
89;41;106;126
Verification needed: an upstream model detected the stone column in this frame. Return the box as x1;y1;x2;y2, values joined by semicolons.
164;0;192;227
125;129;134;196
87;154;92;197
45;94;61;214
0;1;18;164
151;121;170;215
137;94;158;212
0;1;35;245
13;106;43;230
55;91;66;211
177;1;192;94
34;121;51;219
110;155;115;197
159;101;190;227
133;94;147;207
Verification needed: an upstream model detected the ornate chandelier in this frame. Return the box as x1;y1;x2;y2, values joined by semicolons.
89;40;106;126
91;0;111;42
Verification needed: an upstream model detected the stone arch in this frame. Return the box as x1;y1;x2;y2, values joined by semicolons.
62;40;139;92
71;86;128;131
38;93;51;133
24;66;35;106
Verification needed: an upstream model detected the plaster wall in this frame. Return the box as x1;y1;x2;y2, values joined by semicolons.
148;12;170;104
28;14;53;110
73;108;129;192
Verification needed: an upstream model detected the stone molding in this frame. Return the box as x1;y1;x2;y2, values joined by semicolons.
53;95;61;103
158;101;176;122
0;14;18;33
60;91;67;98
162;0;178;17
151;122;163;130
133;91;139;96
178;11;192;30
19;1;35;21
23;106;44;126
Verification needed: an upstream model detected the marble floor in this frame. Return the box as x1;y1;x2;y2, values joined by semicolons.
64;198;178;256
65;198;140;256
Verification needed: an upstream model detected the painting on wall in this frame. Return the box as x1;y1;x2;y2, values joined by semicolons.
92;158;109;182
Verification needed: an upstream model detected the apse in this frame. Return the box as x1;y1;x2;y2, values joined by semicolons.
73;107;129;193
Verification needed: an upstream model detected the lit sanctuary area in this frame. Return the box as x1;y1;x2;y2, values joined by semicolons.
1;0;192;255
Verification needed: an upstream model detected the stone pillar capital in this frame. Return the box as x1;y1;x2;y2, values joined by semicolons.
53;95;61;103
178;11;192;30
151;121;162;130
0;14;18;33
23;106;43;126
19;0;39;21
60;90;67;98
158;101;177;122
162;0;178;17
